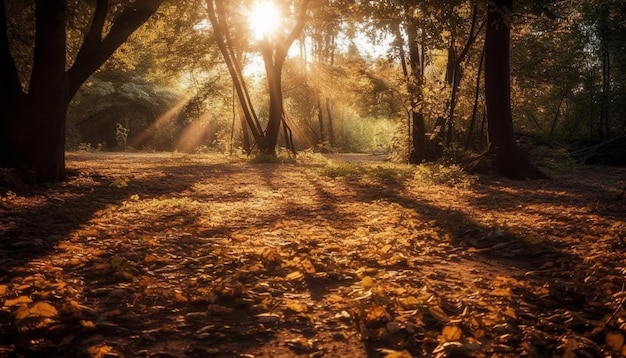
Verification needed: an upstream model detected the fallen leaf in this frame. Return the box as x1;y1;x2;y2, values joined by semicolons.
175;292;188;303
441;325;463;342
4;296;32;307
366;305;389;323
286;271;304;281
285;300;307;313
16;301;58;319
302;259;316;274
88;344;114;358
606;331;624;352
362;276;374;288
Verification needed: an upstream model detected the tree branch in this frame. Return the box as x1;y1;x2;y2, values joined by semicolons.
67;0;164;98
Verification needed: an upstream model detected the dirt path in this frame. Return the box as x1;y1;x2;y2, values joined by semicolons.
1;152;625;357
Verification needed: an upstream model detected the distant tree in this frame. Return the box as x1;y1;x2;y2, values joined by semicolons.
483;0;547;179
0;0;164;183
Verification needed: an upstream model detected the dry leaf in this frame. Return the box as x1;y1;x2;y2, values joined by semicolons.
441;325;463;342
383;350;413;358
286;271;304;281
174;292;188;302
80;320;96;328
400;296;421;308
428;305;449;323
285;300;307;313
0;285;7;296
4;296;32;307
606;332;624;352
16;301;58;320
362;276;374;288
366;305;388;323
88;344;114;358
302;259;316;274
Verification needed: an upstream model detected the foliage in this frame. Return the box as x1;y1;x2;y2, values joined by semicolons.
528;144;577;175
413;163;475;188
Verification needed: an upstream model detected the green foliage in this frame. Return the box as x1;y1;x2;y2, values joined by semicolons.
413;164;475;188
529;145;577;175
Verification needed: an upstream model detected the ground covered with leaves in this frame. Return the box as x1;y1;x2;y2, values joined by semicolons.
1;152;625;358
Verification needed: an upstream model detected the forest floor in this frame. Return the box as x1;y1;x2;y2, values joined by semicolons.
1;152;626;358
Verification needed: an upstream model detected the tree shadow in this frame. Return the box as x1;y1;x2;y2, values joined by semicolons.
1;156;624;357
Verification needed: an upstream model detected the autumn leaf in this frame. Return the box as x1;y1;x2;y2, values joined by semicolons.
285;300;308;313
302;259;316;274
174;292;188;302
362;276;374;288
88;344;114;358
606;332;624;352
4;296;32;307
286;271;304;281
441;325;463;342
380;244;392;254
15;302;58;320
365;305;389;323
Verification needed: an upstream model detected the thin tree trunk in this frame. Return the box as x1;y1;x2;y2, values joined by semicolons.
466;43;485;150
206;0;265;148
600;47;610;138
317;95;325;145
326;98;335;147
549;88;568;137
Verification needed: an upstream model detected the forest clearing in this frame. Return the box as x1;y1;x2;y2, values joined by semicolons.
1;152;625;357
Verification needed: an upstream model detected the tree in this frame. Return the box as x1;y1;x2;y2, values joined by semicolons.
206;0;310;156
483;0;547;179
0;0;164;183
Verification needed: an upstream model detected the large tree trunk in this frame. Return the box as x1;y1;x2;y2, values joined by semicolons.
3;0;68;182
484;0;547;179
1;0;163;183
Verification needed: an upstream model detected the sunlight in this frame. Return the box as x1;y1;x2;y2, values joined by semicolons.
248;1;282;40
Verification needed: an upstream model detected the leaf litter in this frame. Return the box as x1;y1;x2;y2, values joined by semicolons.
0;152;625;357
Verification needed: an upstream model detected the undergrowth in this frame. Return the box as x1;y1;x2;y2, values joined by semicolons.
319;161;475;187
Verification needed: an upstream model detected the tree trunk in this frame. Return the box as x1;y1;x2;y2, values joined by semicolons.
409;112;426;164
600;45;610;139
4;0;68;182
326;98;335;147
484;0;547;179
261;40;286;155
2;0;163;183
465;44;485;150
317;95;325;145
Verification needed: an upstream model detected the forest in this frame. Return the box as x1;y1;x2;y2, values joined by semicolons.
1;0;626;357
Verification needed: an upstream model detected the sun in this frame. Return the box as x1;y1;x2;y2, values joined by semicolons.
248;1;282;40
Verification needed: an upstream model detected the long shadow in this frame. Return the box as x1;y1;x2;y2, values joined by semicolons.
2;157;622;357
333;175;623;357
0;159;294;357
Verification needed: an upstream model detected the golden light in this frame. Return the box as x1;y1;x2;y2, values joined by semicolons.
248;1;282;40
